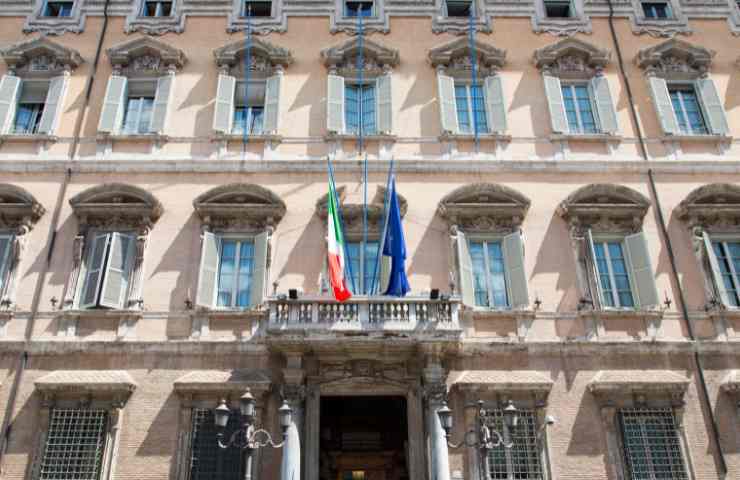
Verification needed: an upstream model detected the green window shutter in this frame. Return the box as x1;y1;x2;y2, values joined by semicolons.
213;74;236;134
79;233;110;309
590;76;619;135
263;74;281;134
437;73;458;134
196;232;220;308
98;75;128;134
327;74;345;134
696;78;729;136
37;74;69;135
483;75;507;134
543;74;568;134
0;235;12;297
149;74;174;134
455;230;475;307
702;231;730;307
379;255;391;295
648;76;679;135
585;229;603;309
0;75;22;134
376;73;393;135
250;231;269;307
99;233;135;309
502;231;529;309
624;231;659;309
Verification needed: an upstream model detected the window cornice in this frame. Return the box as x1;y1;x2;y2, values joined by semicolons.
35;370;137;400
438;183;530;234
447;370;552;399
69;183;163;233
316;185;407;236
321;37;399;76
636;38;714;80
588;370;689;407
533;37;610;78
174;369;272;399
675;183;740;233
214;37;293;77
429;37;506;77
107;37;187;76
193;183;286;232
1;37;83;77
557;183;650;235
0;184;45;233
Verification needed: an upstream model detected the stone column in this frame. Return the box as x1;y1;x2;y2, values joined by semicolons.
304;383;320;480
424;364;450;480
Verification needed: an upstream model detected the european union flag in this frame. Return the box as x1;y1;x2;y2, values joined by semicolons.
383;176;410;297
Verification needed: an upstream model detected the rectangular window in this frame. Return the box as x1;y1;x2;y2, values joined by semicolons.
345;1;375;17
562;83;598;134
486;409;543;480
346;240;379;295
14;103;44;134
233;81;265;135
141;1;173;17
189;408;244;480
216;239;254;308
544;0;574;18
43;1;74;17
712;240;740;307
79;232;136;310
242;0;273;17
39;408;109;480
0;234;14;296
642;2;672;19
345;83;376;136
669;85;708;135
618;408;688;480
469;240;508;308
455;83;488;134
593;240;634;308
122;97;154;134
445;0;473;17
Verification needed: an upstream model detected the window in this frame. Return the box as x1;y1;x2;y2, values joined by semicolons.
486;409;543;480
78;232;136;310
98;74;174;136
326;72;392;136
141;1;173;17
668;85;707;135
544;0;574;17
122;96;154;135
346;240;379;295
345;83;376;136
642;2;672;19
213;75;281;136
711;240;740;307
592;240;635;309
437;74;506;135
0;234;13;297
618;408;688;480
445;0;472;17
0;75;68;137
242;0;272;17
232;81;265;135
455;83;488;135
216;238;254;308
42;1;74;17
14;103;44;135
189;408;244;480
561;83;598;134
542;73;618;136
470;240;508;308
345;1;375;17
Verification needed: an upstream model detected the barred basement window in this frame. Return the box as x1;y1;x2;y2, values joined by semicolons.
485;409;543;480
39;408;109;480
189;408;245;480
618;408;688;480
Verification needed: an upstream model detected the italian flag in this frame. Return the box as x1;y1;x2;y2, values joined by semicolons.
327;177;352;302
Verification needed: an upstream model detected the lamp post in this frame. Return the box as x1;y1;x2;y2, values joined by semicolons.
214;389;293;480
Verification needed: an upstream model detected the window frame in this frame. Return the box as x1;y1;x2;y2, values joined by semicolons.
641;1;673;19
667;82;709;136
241;0;275;18
0;232;14;300
13;102;45;135
629;0;690;36
42;0;75;18
214;234;257;309
560;81;600;135
345;238;381;296
702;231;740;310
122;95;156;135
126;0;185;34
25;0;86;35
532;0;591;35
454;81;489;135
591;235;637;310
485;408;546;480
467;235;510;310
140;0;173;17
344;80;377;137
75;230;137;310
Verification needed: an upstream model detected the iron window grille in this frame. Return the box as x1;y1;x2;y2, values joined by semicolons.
668;85;708;135
593;240;635;308
39;408;109;480
485;409;543;480
618;408;688;480
711;240;740;307
189;408;245;480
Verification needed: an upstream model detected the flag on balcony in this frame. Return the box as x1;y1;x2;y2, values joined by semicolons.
382;176;410;297
327;176;352;302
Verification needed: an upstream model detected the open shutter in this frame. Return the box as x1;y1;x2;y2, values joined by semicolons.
590;76;619;135
250;231;269;307
327;74;345;134
0;236;12;296
696;78;729;136
585;229;603;309
702;231;730;307
484;75;507;134
213;74;236;134
196;232;220;308
376;73;393;135
98;75;127;134
648;76;679;135
624;231;659;309
379;255;391;295
437;73;459;134
456;231;475;307
99;233;135;309
149;74;174;134
502;231;529;309
0;75;22;134
79;233;110;309
543;74;568;134
263;74;281;134
37;75;69;135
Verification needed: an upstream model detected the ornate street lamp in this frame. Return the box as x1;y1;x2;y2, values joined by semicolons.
214;389;293;480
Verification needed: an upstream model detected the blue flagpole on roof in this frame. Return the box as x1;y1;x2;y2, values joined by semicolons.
469;5;479;154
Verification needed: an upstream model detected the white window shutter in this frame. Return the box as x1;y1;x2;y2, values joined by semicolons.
213;74;236;134
37;74;69;135
263;74;281;134
379;255;391;295
702;231;730;307
0;75;22;134
624;231;659;309
327;74;345;134
585;229;603;309
98;75;128;134
99;233;135;309
79;233;110;309
250;231;269;307
543;74;568;134
455;231;475;307
590;76;619;135
502;231;529;309
696;78;729;136
376;73;393;135
0;235;12;296
196;232;220;308
648;76;679;135
437;73;458;134
483;75;507;134
149;74;174;134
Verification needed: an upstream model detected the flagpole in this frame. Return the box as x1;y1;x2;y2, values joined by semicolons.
242;5;252;156
369;156;394;295
363;152;368;295
327;156;358;295
468;5;479;154
357;6;364;156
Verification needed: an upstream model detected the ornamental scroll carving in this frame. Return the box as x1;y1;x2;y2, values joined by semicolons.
533;37;610;78
214;38;293;77
636;39;714;80
193;183;287;232
437;183;530;234
429;37;506;77
107;37;187;76
0;37;83;76
322;37;400;76
557;184;650;237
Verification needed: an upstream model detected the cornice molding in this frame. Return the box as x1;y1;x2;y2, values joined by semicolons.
675;183;740;232
214;37;293;76
0;184;45;233
107;37;187;75
557;183;650;234
437;183;530;233
635;38;714;79
533;37;610;77
321;36;400;75
69;183;163;233
429;37;506;76
193;183;287;231
1;36;84;76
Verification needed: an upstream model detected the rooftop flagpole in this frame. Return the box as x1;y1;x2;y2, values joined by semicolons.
469;4;479;154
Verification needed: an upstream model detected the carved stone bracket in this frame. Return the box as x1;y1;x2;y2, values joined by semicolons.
316;185;407;237
107;37;187;76
429;37;506;77
322;37;399;76
533;38;610;78
437;183;530;234
721;371;740;414
214;37;293;77
1;37;83;76
557;184;650;237
193;183;286;232
636;39;714;80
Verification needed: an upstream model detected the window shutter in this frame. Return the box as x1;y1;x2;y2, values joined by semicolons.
79;233;110;309
327;74;345;134
149;74;174;134
702;231;730;307
624;231;659;309
0;75;22;134
196;232;220;308
455;231;475;307
648;76;679;135
502;231;529;309
543;74;568;134
376;73;393;135
99;233;135;309
250;231;269;307
213;74;236;134
263;74;281;134
695;78;729;136
483;75;507;134
437;73;458;134
590;76;619;135
585;229;603;309
37;75;69;135
98;75;128;134
379;255;391;295
0;236;12;296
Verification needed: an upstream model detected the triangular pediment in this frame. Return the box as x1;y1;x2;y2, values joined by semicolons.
107;37;186;72
214;38;293;73
534;38;610;75
429;38;506;72
636;39;714;77
193;184;286;230
1;37;83;74
321;37;400;70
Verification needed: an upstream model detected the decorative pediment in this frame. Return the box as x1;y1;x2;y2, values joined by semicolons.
69;183;163;233
35;370;137;397
1;37;83;76
174;369;272;398
214;38;293;76
321;38;400;76
316;186;407;237
107;37;186;75
675;183;740;233
636;39;714;79
534;38;610;77
588;370;689;406
438;183;530;233
557;184;650;234
0;184;45;233
193;184;286;231
447;370;552;395
428;38;506;76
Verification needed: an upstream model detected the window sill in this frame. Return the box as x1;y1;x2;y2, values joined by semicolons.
58;309;143;319
550;133;622;143
469;308;536;320
193;307;264;317
0;134;59;144
325;133;397;142
212;133;283;143
439;133;512;142
661;134;732;144
577;308;663;321
97;133;170;143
